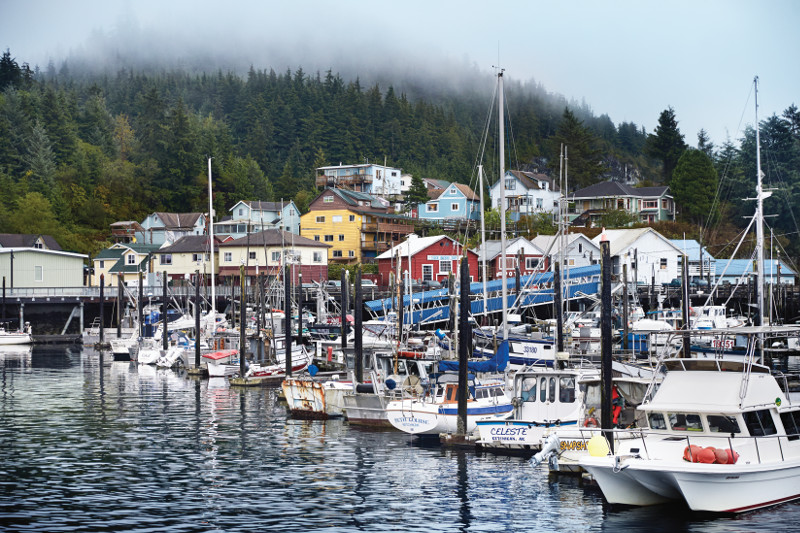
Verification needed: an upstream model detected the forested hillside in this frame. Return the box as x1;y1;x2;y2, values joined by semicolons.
0;49;797;263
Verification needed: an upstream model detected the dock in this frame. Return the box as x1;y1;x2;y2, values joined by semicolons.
32;334;82;345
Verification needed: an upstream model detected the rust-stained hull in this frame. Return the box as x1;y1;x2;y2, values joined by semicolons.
281;378;344;419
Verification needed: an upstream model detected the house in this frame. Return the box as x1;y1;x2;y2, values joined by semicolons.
473;237;546;279
214;200;301;238
669;239;716;282
418;183;481;221
715;259;796;286
315;163;403;195
489;170;560;222
591;228;684;285
91;243;162;287
0;234;87;288
140;212;207;246
300;188;415;263
217;229;330;284
153;235;220;284
569;182;675;226
376;234;480;286
530;233;601;269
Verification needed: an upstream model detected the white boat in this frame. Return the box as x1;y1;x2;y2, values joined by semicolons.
580;327;800;512
0;322;32;345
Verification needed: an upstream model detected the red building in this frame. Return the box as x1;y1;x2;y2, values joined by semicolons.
376;235;480;286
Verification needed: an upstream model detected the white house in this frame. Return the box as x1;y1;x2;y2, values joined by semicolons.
591;228;684;285
490;170;560;222
473;237;547;279
140;212;207;246
215;200;301;237
315;163;403;196
531;233;601;269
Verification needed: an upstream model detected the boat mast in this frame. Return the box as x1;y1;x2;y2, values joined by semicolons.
478;165;489;316
754;76;766;361
207;157;216;320
498;70;508;340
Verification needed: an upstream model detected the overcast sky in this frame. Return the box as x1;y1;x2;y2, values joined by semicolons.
3;0;798;147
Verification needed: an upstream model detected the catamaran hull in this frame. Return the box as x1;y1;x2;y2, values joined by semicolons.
581;457;800;512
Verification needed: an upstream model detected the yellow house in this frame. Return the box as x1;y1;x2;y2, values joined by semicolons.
300;209;363;264
92;243;161;287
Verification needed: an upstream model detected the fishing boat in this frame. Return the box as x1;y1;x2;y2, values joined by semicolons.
0;322;32;345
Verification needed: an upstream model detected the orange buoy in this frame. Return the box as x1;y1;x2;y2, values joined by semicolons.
714;448;728;464
684;444;702;462
726;448;739;464
698;447;716;463
583;417;598;428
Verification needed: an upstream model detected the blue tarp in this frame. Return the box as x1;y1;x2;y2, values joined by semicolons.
438;340;509;373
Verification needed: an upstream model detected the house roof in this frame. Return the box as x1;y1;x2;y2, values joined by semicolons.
0;233;62;250
669;239;716;262
504;170;560;193
452;183;479;201
238;200;294;212
423;178;450;189
530;233;598;255
592;228;683;257
715;259;796;278
151;212;205;230
572;181;669;199
94;248;125;261
318;188;388;209
473;237;543;261
377;234;473;259
219;229;330;248
113;243;162;254
158;235;222;253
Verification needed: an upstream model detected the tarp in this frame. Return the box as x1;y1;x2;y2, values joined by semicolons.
438;339;509;373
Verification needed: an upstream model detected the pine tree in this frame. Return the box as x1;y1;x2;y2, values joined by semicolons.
404;173;429;211
645;107;687;184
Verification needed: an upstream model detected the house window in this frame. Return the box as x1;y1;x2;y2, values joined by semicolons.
536;198;543;208
662;199;669;209
339;235;345;241
578;243;583;253
313;252;322;263
34;240;43;249
324;235;334;242
160;254;172;265
323;196;334;203
426;203;439;213
314;235;320;241
127;254;136;265
238;208;244;216
271;251;281;261
99;261;105;269
505;178;515;190
333;215;342;222
35;265;43;282
643;200;658;209
451;203;459;212
332;250;343;258
525;257;537;270
349;215;355;222
316;216;325;223
224;252;232;262
249;251;256;260
568;259;575;266
439;260;452;274
450;187;457;195
660;258;668;270
422;265;433;281
348;250;355;258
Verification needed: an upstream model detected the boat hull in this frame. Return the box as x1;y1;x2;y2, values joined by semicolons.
385;399;513;435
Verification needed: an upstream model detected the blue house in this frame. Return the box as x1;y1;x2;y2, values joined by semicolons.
140;212;207;246
715;259;796;286
418;183;481;221
669;239;716;282
214;200;301;237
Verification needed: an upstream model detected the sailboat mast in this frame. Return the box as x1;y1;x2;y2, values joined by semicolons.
208;158;216;319
478;165;488;315
754;76;765;328
498;70;508;340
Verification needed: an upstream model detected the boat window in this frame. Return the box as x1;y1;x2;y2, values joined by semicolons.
446;385;458;402
539;377;547;402
559;377;576;403
520;378;536;402
707;415;741;434
491;387;505;398
668;413;703;431
548;377;556;403
780;411;800;441
744;410;777;436
649;413;667;430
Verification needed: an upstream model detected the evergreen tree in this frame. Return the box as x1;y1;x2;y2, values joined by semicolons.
547;108;605;190
697;128;715;160
0;49;21;90
670;148;718;226
404;173;429;211
23;121;57;199
645;107;687;184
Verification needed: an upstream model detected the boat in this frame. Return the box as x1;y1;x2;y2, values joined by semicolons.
0;321;32;345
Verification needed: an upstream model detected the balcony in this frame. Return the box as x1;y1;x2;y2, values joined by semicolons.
361;241;391;252
316;172;373;188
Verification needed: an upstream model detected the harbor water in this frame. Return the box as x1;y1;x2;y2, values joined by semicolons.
1;346;799;532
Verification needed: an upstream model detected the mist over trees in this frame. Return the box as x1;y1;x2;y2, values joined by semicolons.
0;49;798;262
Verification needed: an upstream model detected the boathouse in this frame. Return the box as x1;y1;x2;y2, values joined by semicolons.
376;234;479;286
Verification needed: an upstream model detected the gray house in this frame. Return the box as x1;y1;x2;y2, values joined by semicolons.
0;234;88;288
140;212;207;246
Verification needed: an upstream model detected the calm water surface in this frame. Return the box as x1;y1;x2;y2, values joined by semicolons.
1;346;799;532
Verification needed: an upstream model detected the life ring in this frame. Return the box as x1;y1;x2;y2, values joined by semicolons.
583;417;598;428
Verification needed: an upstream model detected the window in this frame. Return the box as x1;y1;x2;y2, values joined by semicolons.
249;251;256;260
314;235;320;241
559;377;576;403
348;250;355;258
34;240;43;249
539;377;547;402
332;250;343;258
578;243;583;253
780;411;800;441
451;203;459;212
568;259;575;266
316;216;326;223
313;252;322;263
99;261;104;269
707;415;741;434
743;410;777;436
349;215;355;222
668;413;703;431
660;258;668;270
160;254;172;265
271;251;281;261
521;377;537;402
643;200;658;209
548;377;556;402
525;257;537;270
439;260;452;274
224;252;232;262
324;235;334;242
338;235;345;241
449;187;457;195
238;208;244;216
505;178;516;190
649;413;667;430
191;253;209;263
323;195;334;203
422;265;433;281
332;215;342;222
536;198;543;208
127;254;136;265
34;265;43;282
426;203;439;213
